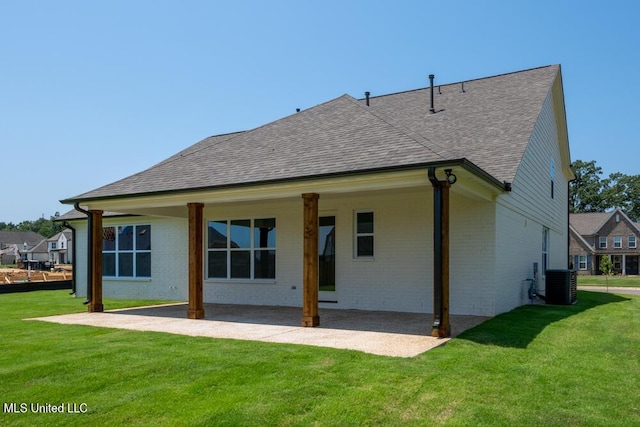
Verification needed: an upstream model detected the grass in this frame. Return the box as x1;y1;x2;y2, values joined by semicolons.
578;274;640;287
1;290;639;426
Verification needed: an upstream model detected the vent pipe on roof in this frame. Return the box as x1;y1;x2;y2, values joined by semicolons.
461;82;466;93
429;74;435;114
296;108;300;113
365;91;370;106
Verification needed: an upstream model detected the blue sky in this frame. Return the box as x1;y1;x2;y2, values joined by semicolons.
1;1;638;223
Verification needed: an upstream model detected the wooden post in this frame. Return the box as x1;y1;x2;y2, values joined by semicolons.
302;193;320;327
88;210;103;313
439;182;451;338
187;202;205;319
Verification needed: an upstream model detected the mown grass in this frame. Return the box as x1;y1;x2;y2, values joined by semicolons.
578;274;640;287
0;290;639;426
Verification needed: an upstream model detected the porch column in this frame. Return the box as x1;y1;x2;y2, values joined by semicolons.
622;254;626;276
187;202;205;319
88;210;103;313
302;193;320;327
428;168;451;338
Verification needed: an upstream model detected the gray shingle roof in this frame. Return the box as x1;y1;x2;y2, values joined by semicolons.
63;65;561;203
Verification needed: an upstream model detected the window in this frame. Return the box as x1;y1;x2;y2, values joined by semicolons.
612;255;622;270
355;211;374;257
550;159;555;199
578;255;587;270
630;236;637;249
614;236;622;248
542;227;549;274
599;236;607;249
102;225;151;278
51;242;57;250
207;218;276;280
61;241;65;249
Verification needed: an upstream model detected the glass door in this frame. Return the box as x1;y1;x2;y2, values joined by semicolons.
319;216;336;300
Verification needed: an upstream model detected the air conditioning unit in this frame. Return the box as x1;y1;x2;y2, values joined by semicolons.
545;269;577;305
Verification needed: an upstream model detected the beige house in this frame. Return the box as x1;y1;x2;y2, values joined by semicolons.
60;65;574;336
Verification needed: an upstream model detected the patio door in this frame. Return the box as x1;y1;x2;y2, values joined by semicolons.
319;216;336;302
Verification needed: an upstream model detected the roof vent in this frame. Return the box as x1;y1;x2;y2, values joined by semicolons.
365;91;370;106
429;74;435;114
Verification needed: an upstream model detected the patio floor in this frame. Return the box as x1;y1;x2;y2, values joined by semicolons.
32;303;489;357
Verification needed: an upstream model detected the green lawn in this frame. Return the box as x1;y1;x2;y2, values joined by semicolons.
578;274;640;287
1;290;639;426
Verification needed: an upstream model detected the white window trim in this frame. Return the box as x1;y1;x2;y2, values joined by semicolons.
354;210;374;260
599;236;607;249
578;255;587;270
629;236;637;249
206;218;276;281
614;236;622;249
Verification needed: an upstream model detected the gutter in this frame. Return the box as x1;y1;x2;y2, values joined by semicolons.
60;158;510;206
73;203;92;305
428;167;444;334
62;221;76;295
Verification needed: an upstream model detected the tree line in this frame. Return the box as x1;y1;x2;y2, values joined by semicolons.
570;160;640;221
0;213;66;239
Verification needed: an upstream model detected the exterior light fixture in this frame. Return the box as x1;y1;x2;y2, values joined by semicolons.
444;169;457;185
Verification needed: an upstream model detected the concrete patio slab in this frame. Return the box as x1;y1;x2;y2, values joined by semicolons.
31;303;489;357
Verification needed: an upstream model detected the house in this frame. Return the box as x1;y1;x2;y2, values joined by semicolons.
570;209;640;275
23;238;49;267
59;65;574;337
0;231;46;264
47;229;73;265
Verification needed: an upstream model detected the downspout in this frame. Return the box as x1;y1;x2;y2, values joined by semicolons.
62;221;76;295
73;203;92;305
428;167;443;334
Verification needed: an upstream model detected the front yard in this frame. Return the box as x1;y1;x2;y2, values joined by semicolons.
1;290;639;426
578;274;640;287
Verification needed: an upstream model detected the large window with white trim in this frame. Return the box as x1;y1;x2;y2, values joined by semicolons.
207;218;276;280
630;236;637;249
599;236;607;249
102;225;151;278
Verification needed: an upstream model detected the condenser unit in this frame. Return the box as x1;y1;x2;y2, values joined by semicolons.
545;269;577;305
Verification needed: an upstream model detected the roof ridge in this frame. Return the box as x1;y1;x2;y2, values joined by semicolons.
359;64;559;102
342;95;448;160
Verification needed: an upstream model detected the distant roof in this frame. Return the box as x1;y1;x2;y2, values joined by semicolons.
570;210;640;235
56;209;134;221
0;230;46;247
62;65;563;204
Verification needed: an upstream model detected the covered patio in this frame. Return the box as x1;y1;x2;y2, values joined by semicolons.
33;303;489;357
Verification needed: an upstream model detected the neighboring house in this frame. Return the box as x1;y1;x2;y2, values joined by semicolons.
59;65;574;334
0;231;46;264
47;229;73;264
570;209;640;275
24;238;49;263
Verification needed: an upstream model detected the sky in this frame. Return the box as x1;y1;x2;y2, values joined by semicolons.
1;1;638;223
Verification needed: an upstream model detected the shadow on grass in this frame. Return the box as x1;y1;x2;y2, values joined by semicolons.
457;290;631;349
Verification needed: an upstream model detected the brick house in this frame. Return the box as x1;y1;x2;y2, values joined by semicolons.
59;65;574;334
570;209;640;275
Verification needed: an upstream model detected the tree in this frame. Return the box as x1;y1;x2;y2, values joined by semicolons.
570;160;607;213
599;255;614;291
602;172;640;222
0;213;64;238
